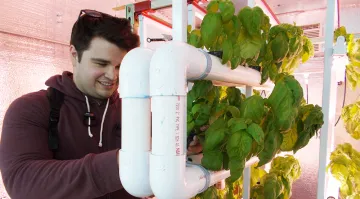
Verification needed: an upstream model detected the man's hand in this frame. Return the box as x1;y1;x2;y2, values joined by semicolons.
186;135;203;156
187;142;203;155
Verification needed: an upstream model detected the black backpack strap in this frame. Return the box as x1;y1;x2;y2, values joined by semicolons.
46;87;64;151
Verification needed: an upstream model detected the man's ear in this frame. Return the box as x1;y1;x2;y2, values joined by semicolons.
70;45;78;63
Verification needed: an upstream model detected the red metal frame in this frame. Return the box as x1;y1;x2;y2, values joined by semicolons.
141;12;172;29
260;0;280;24
134;1;152;12
135;0;281;30
191;1;207;14
133;0;207;30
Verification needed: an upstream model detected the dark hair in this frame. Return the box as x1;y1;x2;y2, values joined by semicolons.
70;11;140;62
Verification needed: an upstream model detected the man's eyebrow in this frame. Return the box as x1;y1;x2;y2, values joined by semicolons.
91;58;111;63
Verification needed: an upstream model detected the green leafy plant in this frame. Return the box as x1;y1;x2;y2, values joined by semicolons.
187;75;323;182
250;155;301;199
334;26;360;90
187;0;314;83
192;156;301;199
327;143;360;199
186;1;323;197
333;26;360;140
341;101;360;140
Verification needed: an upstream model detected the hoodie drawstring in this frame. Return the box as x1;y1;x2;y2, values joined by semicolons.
84;96;110;147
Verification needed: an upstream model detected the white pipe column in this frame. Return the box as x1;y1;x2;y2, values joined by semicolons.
172;0;187;42
317;0;337;198
149;2;209;198
149;41;209;198
138;15;146;47
149;40;268;198
119;48;154;197
242;86;253;199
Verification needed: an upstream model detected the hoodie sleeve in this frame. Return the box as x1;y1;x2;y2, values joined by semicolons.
0;92;122;199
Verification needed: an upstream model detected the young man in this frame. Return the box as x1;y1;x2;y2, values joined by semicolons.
0;10;140;199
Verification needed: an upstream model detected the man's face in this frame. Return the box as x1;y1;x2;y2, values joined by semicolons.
72;37;127;99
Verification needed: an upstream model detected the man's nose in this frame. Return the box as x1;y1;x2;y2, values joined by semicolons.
105;66;117;80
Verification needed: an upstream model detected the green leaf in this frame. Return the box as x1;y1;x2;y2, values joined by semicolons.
219;1;235;23
223;152;230;170
207;117;228;133
225;87;242;108
201;186;219;199
223;18;235;36
191;104;202;115
226;131;243;157
189;29;203;48
228;158;245;182
263;173;278;199
270;155;301;181
268;63;278;81
246;123;265;145
187;121;195;135
341;101;360;140
238;6;262;37
201;13;223;49
192;104;211;126
301;36;314;63
189;80;214;100
334;26;347;43
280;176;292;199
228;118;247;133
204;128;226;151
270;31;289;63
239;34;263;60
240;95;265;124
187;25;192;33
222;39;233;64
293;104;324;153
280;125;298;151
258;123;283;167
251;185;265;199
230;55;241;70
202;150;224;171
267;74;304;132
206;0;219;14
227;132;253;160
226;106;240;118
209;103;228;124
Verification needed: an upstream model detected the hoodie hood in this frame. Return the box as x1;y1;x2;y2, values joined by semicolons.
45;71;120;148
45;71;119;105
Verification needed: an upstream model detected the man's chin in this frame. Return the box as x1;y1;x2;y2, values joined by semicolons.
96;90;115;99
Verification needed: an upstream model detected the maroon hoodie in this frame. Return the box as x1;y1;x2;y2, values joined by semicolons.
0;71;139;199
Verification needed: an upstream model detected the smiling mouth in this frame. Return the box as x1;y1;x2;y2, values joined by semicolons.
98;81;115;86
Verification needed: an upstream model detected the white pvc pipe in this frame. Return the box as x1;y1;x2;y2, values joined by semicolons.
242;86;254;199
138;15;145;48
149;42;265;198
204;56;273;88
172;0;187;42
119;47;154;197
317;0;337;198
149;95;208;199
208;157;259;187
149;41;273;90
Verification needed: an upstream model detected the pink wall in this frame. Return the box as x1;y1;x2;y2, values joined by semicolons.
0;31;73;198
0;0;119;197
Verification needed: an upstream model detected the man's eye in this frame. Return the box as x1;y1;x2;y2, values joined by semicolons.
96;63;107;66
